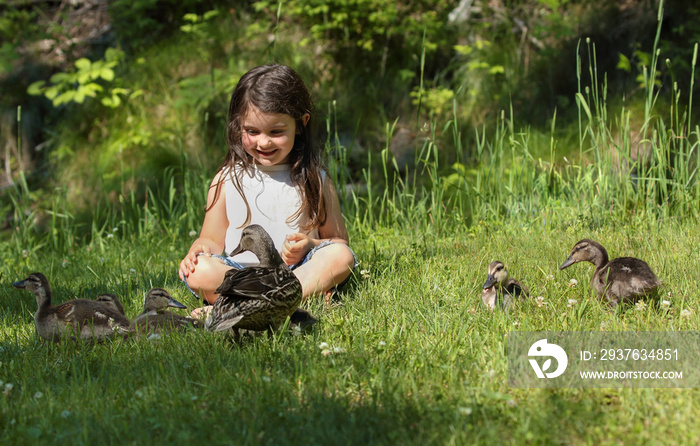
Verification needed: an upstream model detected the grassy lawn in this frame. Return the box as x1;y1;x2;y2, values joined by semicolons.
2;218;699;444
2;1;699;443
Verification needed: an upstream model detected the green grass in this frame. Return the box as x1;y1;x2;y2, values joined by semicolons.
2;2;700;442
2;219;700;444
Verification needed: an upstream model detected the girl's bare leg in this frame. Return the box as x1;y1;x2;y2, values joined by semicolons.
292;243;355;300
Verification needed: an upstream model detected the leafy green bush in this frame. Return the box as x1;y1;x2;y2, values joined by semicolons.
27;48;142;108
108;0;228;50
254;0;456;121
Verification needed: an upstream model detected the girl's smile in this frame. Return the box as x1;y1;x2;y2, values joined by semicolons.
241;106;309;166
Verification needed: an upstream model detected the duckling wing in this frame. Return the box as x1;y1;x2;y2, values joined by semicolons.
55;299;131;339
504;279;529;298
603;257;662;302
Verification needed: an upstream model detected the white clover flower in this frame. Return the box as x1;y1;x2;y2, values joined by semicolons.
544;275;554;281
34;391;43;399
22;250;29;258
506;399;517;408
3;383;14;396
378;341;386;348
318;342;329;350
134;390;144;398
512;321;519;326
535;296;546;308
61;410;71;418
681;309;693;319
567;299;578;308
169;246;175;252
107;233;114;239
112;227;119;232
568;278;578;288
635;301;647;312
333;346;345;354
458;407;473;415
189;230;198;237
130;268;136;273
261;376;271;383
660;300;671;310
321;349;332;357
61;260;69;268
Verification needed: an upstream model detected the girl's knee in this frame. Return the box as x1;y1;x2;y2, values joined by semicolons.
322;243;356;269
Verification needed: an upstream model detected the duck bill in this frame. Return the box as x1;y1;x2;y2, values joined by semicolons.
12;280;27;289
483;275;497;289
227;243;243;257
167;297;187;309
559;257;576;270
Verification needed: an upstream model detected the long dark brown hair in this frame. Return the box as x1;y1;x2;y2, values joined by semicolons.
208;64;326;230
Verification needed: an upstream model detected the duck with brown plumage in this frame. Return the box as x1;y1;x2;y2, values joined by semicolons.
12;272;131;342
205;224;304;339
559;239;662;308
481;260;529;311
131;288;202;335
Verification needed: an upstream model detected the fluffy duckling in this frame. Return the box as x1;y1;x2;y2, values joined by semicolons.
131;288;202;334
205;224;303;338
559;239;661;307
95;293;125;315
12;273;131;342
482;261;529;311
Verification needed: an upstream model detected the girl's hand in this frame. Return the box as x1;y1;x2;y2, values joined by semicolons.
179;242;213;280
281;233;313;266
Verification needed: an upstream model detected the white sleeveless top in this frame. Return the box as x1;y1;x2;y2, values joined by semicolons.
223;164;320;266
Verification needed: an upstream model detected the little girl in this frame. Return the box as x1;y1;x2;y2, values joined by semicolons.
179;64;357;306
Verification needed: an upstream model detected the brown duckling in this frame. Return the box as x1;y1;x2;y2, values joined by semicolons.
12;272;131;342
95;293;125;315
482;261;529;311
205;224;303;338
559;239;662;307
131;288;202;335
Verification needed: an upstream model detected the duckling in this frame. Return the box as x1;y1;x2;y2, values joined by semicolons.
12;272;131;342
481;261;529;311
131;288;202;334
95;293;125;315
559;239;661;307
205;224;303;338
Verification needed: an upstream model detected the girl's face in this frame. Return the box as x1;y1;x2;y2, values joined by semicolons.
241;106;309;166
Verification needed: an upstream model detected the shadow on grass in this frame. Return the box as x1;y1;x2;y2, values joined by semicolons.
0;328;607;445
